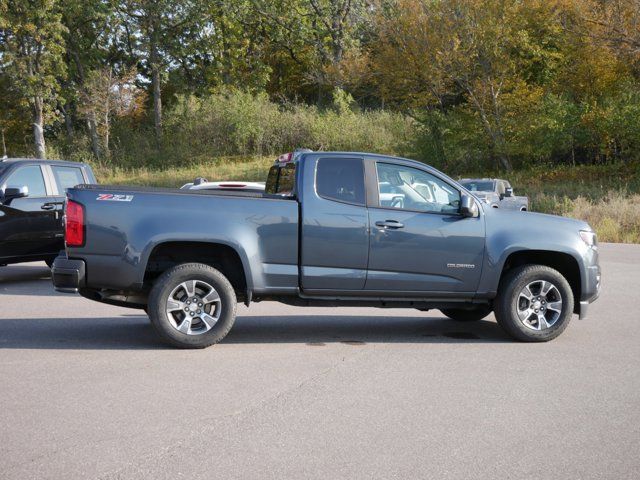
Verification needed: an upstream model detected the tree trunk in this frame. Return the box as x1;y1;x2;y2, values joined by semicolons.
87;116;100;160
70;50;100;160
489;83;512;171
220;23;232;85
104;116;110;159
460;82;513;172
61;102;74;139
33;97;46;159
104;77;110;159
149;31;162;143
151;64;162;142
423;108;447;168
1;129;6;158
496;151;512;172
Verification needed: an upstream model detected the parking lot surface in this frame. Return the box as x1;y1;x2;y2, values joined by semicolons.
1;243;639;479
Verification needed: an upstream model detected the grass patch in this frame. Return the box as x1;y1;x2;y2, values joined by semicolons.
538;193;640;244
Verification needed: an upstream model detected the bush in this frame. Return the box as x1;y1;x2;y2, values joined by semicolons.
96;90;417;169
415;84;640;172
567;193;640;243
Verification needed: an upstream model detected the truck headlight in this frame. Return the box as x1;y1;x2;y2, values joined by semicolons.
579;230;597;249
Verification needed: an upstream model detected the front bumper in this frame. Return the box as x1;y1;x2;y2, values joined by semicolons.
51;254;86;293
578;264;601;320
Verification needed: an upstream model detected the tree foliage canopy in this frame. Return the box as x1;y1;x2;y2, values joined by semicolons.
0;0;638;169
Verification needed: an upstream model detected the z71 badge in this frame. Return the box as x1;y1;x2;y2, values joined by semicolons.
96;193;134;202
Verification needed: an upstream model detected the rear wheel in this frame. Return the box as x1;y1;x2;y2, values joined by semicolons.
148;263;237;348
441;306;492;322
494;265;573;342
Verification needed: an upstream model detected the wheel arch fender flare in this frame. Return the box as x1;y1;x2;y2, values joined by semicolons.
479;242;586;300
139;235;255;293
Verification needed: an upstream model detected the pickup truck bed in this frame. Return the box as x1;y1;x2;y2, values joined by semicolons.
67;184;299;296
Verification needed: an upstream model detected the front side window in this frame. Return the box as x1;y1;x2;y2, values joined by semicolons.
376;163;460;214
5;165;47;197
52;166;85;192
316;157;365;205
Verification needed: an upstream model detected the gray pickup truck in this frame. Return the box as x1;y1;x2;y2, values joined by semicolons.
52;151;601;348
459;178;529;211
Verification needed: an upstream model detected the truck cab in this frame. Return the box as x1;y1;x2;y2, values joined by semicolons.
265;152;485;293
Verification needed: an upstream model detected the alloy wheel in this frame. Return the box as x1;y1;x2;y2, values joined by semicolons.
165;280;221;335
516;280;563;331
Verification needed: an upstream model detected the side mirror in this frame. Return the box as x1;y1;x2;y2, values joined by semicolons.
460;194;479;218
3;185;29;203
504;187;513;197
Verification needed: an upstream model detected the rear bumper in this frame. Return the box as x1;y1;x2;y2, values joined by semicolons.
51;254;86;293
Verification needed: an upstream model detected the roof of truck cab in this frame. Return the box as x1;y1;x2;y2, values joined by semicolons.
297;151;438;168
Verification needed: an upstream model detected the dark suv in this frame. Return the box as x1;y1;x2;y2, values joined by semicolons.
0;158;96;267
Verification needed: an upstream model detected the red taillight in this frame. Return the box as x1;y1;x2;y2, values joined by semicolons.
277;152;293;163
65;200;85;247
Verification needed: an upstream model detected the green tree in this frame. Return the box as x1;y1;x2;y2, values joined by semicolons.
77;66;145;159
0;0;67;158
116;0;208;141
371;0;569;171
253;0;372;102
60;0;118;159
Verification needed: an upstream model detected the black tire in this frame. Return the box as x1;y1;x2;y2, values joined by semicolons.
45;257;55;268
148;263;237;348
441;306;492;322
494;264;573;342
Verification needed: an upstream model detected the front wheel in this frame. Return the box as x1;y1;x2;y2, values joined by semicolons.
494;265;573;342
441;306;492;322
148;263;237;348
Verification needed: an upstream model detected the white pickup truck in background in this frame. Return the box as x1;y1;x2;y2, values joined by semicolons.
459;178;529;211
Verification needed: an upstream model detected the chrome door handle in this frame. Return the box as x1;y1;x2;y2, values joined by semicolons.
375;220;404;229
41;203;56;211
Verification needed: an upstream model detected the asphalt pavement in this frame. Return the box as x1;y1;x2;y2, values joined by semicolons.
0;243;638;479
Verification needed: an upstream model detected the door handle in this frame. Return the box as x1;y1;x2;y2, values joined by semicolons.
375;220;404;229
41;203;56;211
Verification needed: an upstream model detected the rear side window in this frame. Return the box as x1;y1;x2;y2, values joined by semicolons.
316;157;365;205
5;165;47;196
52;166;85;192
265;163;296;195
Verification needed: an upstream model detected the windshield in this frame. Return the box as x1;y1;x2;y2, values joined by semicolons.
460;180;494;192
